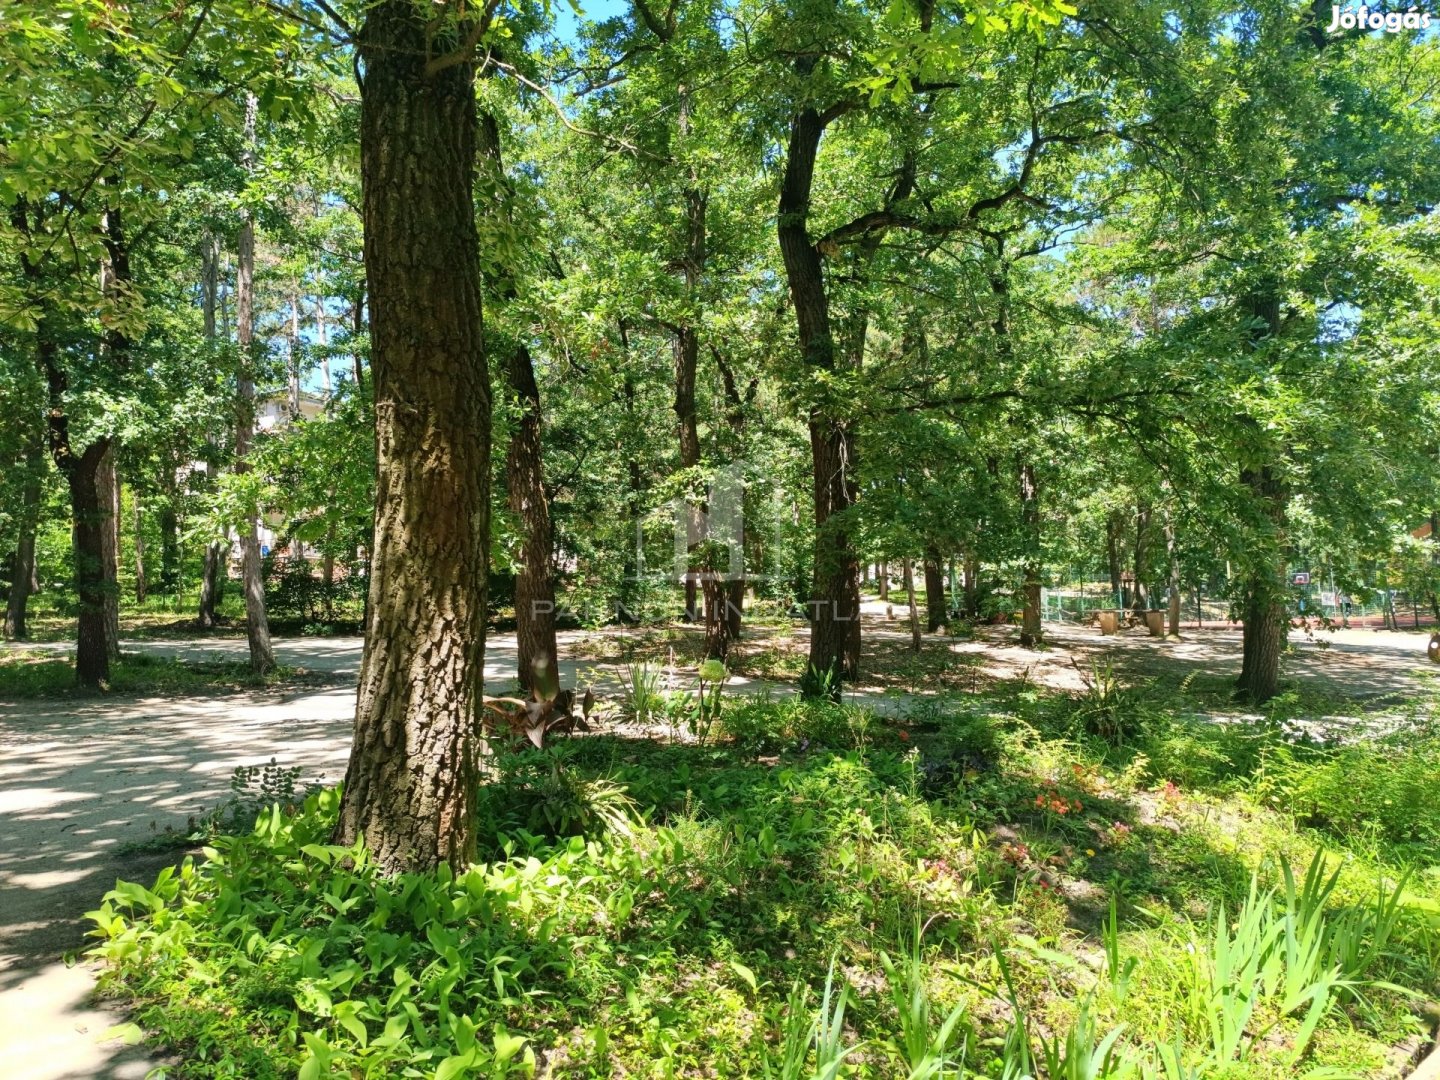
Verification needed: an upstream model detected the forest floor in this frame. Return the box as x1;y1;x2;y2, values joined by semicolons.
0;614;1434;1078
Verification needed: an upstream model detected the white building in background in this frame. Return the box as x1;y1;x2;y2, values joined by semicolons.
240;391;327;560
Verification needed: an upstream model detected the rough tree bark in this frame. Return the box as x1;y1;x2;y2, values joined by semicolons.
333;0;491;874
234;92;276;676
878;560;889;601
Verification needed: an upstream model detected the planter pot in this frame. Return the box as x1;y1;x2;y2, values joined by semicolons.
1098;610;1119;635
1145;610;1165;637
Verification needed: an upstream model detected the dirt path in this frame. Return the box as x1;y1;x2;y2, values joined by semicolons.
1;620;1432;1077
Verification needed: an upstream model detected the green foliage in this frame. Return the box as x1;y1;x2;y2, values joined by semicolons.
721;696;879;751
86;690;1440;1078
1260;729;1440;857
0;650;297;697
474;748;639;848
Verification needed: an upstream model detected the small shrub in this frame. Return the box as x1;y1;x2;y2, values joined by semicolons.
722;697;876;751
475;748;638;846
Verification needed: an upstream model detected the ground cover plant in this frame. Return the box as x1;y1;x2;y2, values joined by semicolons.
88;683;1440;1079
0;650;306;698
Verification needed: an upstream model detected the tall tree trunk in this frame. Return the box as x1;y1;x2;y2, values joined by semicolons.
506;343;558;695
1105;512;1123;609
317;296;331;398
476;109;557;694
725;579;744;641
778;100;860;694
287;288;302;416
16;195;115;686
235;92;276;676
1132;500;1151;619
133;497;147;604
962;550;980;618
676;322;702;624
673;82;706;626
1165;510;1181;637
97;445;120;659
65;442;113;686
333;0;490;874
903;557;921;652
1018;460;1043;647
923;546;945;632
197;235;223;627
158;501;180;593
878;560;889;601
198;541;223;628
3;472;41;640
1235;288;1288;704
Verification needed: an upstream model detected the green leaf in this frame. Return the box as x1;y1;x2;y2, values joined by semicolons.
728;959;758;993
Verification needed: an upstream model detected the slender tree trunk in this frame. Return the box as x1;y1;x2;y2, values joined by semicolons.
317;296;331;398
476;110;557;693
506;343;559;695
1105;512;1123;608
962;550;980;618
3;472;41;640
1132;500;1151;619
235;92;276;676
158;502;180;593
878;560;889;601
676;323;703;624
1165;511;1181;637
778;100;860;694
903;557;921;652
198;541;223;628
333;0;490;873
923;546;945;632
1018;461;1043;647
725;578;744;640
66;443;113;685
133;497;147;604
97;446;120;659
196;235;223;628
288;288;302;416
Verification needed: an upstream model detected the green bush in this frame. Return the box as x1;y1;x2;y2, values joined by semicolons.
85;698;1440;1080
720;697;878;751
1262;729;1440;855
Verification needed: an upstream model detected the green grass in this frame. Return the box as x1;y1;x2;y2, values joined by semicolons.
0;650;307;697
86;685;1440;1079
